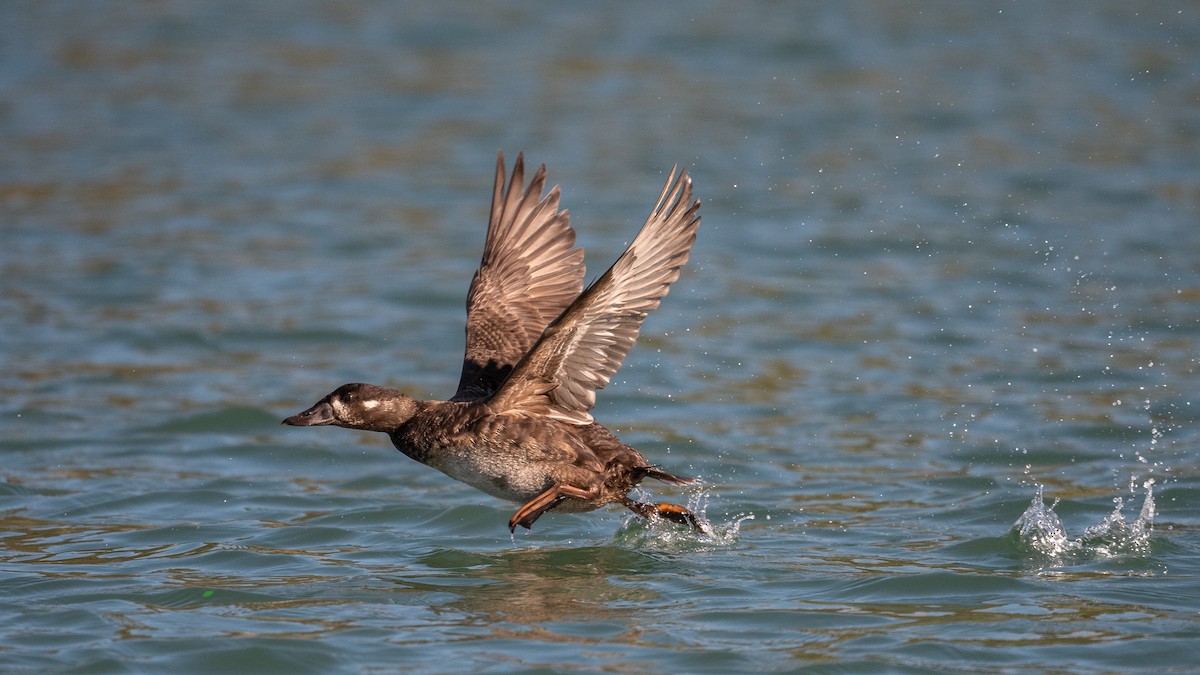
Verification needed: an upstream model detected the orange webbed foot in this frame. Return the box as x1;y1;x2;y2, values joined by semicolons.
625;500;709;533
509;484;595;532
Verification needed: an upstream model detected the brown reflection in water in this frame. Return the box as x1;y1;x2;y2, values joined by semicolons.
387;546;670;648
1;513;160;566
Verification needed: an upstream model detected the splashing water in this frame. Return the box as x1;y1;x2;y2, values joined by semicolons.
1012;481;1155;564
1013;485;1079;558
1080;483;1156;557
613;483;754;550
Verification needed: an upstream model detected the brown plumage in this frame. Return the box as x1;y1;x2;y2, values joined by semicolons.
284;152;704;533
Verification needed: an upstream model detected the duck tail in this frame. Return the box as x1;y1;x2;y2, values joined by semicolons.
633;465;696;486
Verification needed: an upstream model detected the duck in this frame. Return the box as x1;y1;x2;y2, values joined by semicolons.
284;152;704;533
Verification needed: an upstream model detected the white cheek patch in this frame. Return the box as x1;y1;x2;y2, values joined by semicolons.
361;399;380;410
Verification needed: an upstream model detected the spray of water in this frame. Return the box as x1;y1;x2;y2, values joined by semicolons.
613;482;753;550
1012;481;1155;563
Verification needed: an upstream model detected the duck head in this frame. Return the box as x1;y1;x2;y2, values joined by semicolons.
283;382;419;433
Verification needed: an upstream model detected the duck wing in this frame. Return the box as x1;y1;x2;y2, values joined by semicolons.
488;166;700;423
452;152;585;401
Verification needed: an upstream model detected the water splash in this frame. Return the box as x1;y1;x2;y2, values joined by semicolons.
1079;483;1156;557
1013;484;1079;558
613;484;753;550
1012;481;1155;564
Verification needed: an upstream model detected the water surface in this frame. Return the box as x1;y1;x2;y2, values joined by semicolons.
3;2;1199;672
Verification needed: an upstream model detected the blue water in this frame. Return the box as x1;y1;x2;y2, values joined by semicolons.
3;2;1199;672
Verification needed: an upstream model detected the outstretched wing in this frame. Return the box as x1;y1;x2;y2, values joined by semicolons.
488;166;700;423
452;152;585;401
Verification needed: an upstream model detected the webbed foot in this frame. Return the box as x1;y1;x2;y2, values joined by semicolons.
625;500;709;533
509;484;594;532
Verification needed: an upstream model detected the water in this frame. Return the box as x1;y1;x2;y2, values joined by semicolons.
1013;483;1157;565
3;1;1199;672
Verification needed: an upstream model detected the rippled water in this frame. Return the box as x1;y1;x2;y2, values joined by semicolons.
3;2;1199;672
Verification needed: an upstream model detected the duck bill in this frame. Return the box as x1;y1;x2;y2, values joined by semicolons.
282;400;336;426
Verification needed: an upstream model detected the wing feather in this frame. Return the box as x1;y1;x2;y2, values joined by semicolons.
452;152;585;401
489;166;700;423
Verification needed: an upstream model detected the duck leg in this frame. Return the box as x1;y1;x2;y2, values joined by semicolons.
509;484;596;532
624;499;708;532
